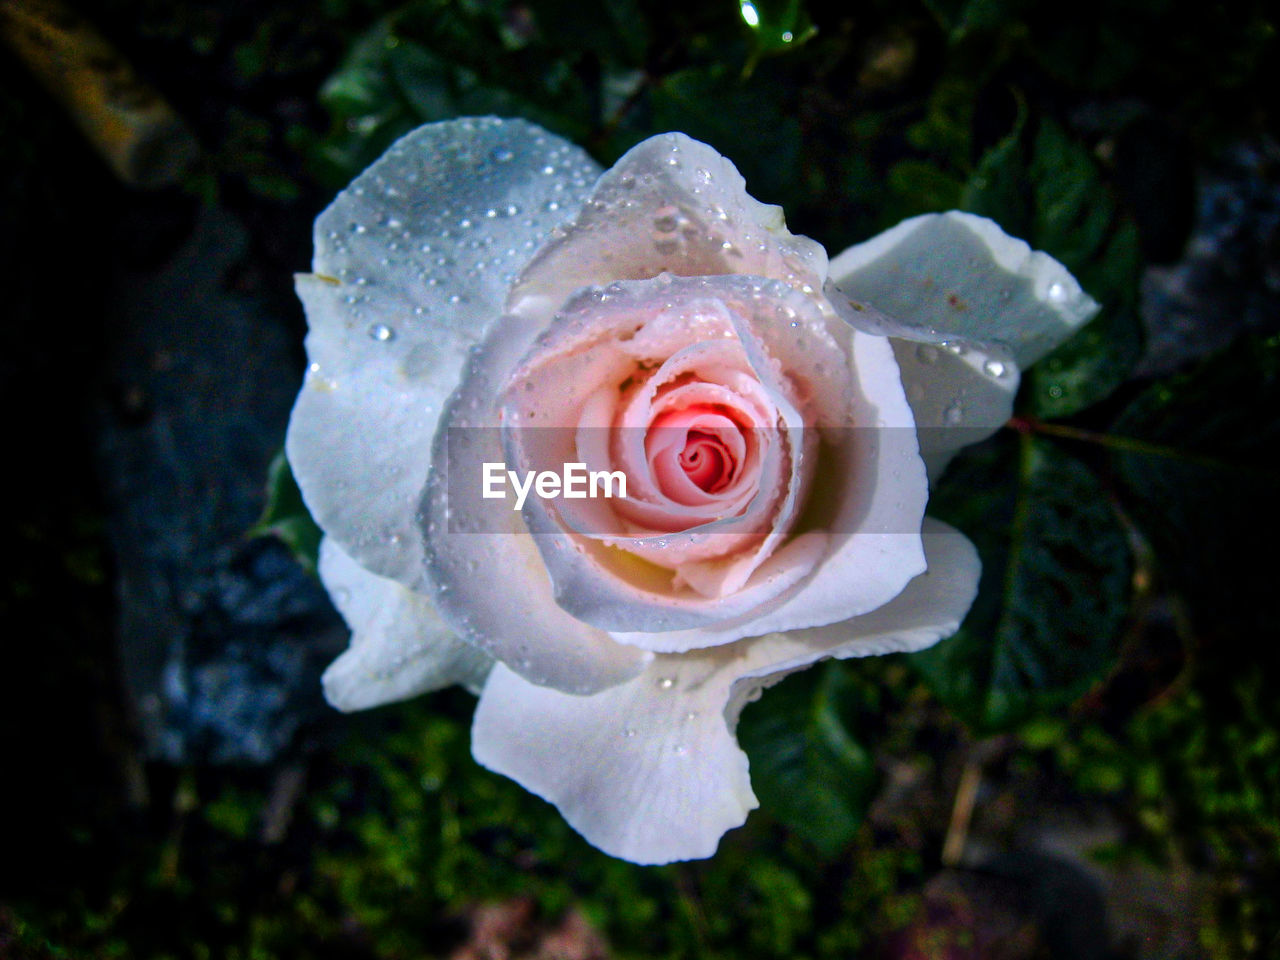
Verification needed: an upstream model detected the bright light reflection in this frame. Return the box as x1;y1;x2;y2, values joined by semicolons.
740;1;760;27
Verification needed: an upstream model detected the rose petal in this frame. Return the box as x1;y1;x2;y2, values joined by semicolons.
288;117;602;590
472;656;757;865
420;325;654;695
829;211;1098;367
610;327;929;651
828;212;1098;479
471;519;977;865
318;537;492;711
507;132;829;328
505;276;834;638
827;293;1021;480
727;518;980;696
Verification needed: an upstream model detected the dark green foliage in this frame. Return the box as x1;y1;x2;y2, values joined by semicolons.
738;661;879;855
915;433;1132;731
251;450;323;575
1112;334;1280;638
964;117;1144;418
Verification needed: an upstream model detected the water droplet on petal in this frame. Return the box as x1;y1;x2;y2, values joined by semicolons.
368;323;394;342
983;359;1007;378
944;401;964;425
653;209;679;233
657;676;675;690
916;344;939;365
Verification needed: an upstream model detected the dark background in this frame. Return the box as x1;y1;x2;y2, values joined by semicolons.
2;0;1278;957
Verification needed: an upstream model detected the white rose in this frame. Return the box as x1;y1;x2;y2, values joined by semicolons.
287;117;1096;864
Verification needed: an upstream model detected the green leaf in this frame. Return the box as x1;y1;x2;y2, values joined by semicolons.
738;661;878;855
1029;120;1110;271
959;105;1029;237
962;117;1143;418
905;77;976;169
921;0;1027;40
250;450;322;575
1112;334;1280;637
739;0;818;61
1031;219;1143;418
885;159;965;221
914;433;1131;732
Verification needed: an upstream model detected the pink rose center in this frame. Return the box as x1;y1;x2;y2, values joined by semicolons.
679;431;732;492
645;406;750;507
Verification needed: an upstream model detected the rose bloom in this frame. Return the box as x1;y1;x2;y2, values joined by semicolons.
287;117;1096;864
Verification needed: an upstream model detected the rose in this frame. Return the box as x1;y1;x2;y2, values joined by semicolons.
287;117;1096;864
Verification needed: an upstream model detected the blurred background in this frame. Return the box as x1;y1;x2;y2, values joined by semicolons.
1;0;1278;956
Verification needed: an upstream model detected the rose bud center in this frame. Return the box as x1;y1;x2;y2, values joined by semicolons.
679;431;734;492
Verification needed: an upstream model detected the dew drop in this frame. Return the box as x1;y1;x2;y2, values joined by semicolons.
983;359;1007;378
653;209;680;233
657;676;675;690
368;323;394;342
489;146;514;163
916;344;940;365
622;727;637;738
944;401;964;425
1047;281;1067;302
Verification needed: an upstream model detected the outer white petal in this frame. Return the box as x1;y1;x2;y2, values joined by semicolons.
318;538;492;711
829;211;1097;368
828;212;1098;477
508;131;828;328
287;118;602;591
723;519;981;719
473;656;757;865
471;519;977;864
